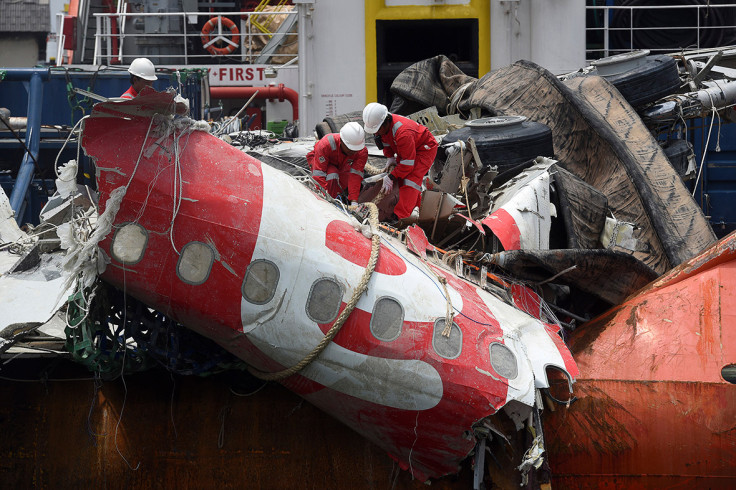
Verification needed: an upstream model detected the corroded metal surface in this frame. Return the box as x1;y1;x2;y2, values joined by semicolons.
544;232;736;488
0;365;474;488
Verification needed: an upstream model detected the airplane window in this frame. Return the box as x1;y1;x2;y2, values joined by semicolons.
370;297;404;342
490;342;518;380
111;222;148;265
722;364;736;384
306;278;344;324
433;319;462;359
543;365;574;403
177;241;214;285
242;259;280;305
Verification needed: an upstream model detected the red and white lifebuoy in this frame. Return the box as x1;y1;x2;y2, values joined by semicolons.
200;16;240;56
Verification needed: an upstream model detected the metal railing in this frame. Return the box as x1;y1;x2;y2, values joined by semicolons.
56;9;298;66
586;3;736;62
56;13;67;65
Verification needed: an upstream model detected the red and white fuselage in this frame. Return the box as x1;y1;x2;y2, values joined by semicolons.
82;91;578;480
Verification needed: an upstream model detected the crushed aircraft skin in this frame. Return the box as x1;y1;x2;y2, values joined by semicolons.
76;89;578;481
0;180;75;345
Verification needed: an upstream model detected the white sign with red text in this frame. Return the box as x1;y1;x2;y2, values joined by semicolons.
206;64;299;88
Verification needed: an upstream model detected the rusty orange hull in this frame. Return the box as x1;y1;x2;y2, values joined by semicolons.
0;364;474;489
545;232;736;488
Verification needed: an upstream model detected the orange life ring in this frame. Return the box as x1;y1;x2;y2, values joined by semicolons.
200;16;240;56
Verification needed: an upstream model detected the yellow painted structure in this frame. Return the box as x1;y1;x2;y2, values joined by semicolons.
364;0;491;102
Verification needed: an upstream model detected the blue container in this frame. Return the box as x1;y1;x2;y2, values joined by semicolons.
690;117;736;238
0;66;204;224
0;67;203;126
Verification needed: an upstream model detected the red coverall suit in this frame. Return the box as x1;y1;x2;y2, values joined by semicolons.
379;115;438;218
120;86;138;99
307;133;368;202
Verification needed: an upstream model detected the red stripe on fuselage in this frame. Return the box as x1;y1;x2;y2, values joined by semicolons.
84;104;264;345
482;208;521;250
325;220;407;275
312;262;510;408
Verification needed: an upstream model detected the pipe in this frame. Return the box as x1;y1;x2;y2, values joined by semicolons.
9;71;44;223
640;78;736;124
210;84;299;122
1;68;51;82
297;2;309;138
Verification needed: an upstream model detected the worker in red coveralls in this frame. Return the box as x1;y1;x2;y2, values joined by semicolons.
362;102;438;222
120;58;188;115
120;58;157;99
307;122;368;206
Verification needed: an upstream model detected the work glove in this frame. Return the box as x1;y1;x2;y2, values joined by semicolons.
348;201;359;211
349;215;373;240
386;156;396;166
381;174;394;193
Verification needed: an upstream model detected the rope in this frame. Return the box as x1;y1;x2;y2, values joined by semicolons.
248;202;381;381
363;162;385;176
438;276;453;337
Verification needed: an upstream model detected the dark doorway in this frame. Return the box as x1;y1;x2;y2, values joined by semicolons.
376;18;479;104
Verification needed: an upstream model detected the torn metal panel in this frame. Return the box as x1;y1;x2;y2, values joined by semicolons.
404;224;434;260
405;105;465;135
417;191;461;224
483;160;556;251
0;187;24;244
38;186;95;229
430;140;474;193
0;252;75;338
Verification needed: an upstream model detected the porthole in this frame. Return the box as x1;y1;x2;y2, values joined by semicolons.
490;342;518;380
722;364;736;384
432;318;462;359
242;259;280;305
370;297;404;342
111;222;148;265
176;241;214;285
306;278;344;324
543;365;574;404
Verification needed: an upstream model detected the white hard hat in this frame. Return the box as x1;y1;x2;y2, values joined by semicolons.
128;58;158;81
340;122;366;151
362;102;388;134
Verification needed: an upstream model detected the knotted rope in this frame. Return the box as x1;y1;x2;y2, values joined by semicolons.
249;202;381;381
